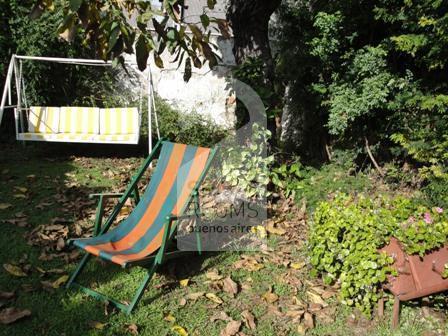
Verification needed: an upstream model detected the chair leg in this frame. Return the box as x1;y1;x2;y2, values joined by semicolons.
195;222;202;255
125;263;158;314
66;253;92;289
67;254;158;314
194;194;202;255
392;296;400;329
93;196;105;236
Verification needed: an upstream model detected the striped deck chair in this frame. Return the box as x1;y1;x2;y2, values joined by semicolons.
66;139;217;313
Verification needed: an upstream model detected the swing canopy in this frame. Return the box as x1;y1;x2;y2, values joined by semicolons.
0;55;160;146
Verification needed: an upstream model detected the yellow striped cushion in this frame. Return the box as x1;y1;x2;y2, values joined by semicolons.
99;108;138;135
28;107;60;133
95;134;133;141
59;107;100;134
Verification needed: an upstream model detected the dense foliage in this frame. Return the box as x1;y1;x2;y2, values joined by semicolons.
309;193;448;314
32;0;228;80
276;0;448;191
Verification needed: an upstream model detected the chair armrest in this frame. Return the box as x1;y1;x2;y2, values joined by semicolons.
167;213;201;221
89;193;124;199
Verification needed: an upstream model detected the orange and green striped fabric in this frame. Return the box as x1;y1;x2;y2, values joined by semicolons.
72;142;211;266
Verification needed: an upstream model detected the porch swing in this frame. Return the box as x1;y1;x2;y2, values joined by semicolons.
0;54;160;150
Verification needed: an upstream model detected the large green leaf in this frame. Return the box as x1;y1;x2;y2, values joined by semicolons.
183;57;192;82
154;53;164;68
207;0;217;9
136;35;149;71
107;23;120;53
69;0;83;12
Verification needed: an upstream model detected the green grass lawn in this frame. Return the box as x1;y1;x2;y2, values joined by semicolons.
0;142;445;335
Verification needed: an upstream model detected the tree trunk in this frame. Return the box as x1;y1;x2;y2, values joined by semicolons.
227;0;281;145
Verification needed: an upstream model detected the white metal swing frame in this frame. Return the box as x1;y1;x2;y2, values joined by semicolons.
0;54;160;152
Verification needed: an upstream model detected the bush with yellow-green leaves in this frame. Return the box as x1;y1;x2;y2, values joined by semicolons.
309;193;448;315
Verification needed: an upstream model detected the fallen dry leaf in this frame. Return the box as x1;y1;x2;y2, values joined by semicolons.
315;307;336;324
13;194;26;199
3;264;27;277
38;267;65;275
14;187;27;193
3;218;28;227
171;325;188;336
206;293;223;305
0;292;14;309
56;238;65;251
290;262;305;270
179;279;189;287
0;292;14;300
164;313;176;322
307;291;328;307
51;275;69;289
303;312;314;329
0;308;31;324
205;270;223;281
251;225;267;239
89;321;106;330
35;201;53;210
308;303;323;313
0;203;12;210
285;309;305;323
262;291;279;304
296;324;307;335
210;311;232;322
267;304;283;317
20;284;37;293
321;290;336;300
186;292;204;301
126;323;139;335
266;220;286;236
220;320;241;336
241;310;256;330
222;277;238;297
233;256;264;272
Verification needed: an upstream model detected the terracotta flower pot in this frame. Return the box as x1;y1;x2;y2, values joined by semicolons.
378;237;448;327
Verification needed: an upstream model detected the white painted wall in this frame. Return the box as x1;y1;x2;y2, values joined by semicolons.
125;35;236;128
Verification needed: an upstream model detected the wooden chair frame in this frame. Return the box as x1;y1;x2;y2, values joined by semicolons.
66;139;217;313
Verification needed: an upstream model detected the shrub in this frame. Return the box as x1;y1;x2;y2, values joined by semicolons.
148;96;228;147
309;193;448;315
221;124;273;199
270;159;303;199
422;176;448;210
271;150;372;208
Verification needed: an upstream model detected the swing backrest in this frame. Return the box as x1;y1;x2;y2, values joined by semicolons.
28;106;59;133
59;107;100;134
21;106;140;144
99;108;139;135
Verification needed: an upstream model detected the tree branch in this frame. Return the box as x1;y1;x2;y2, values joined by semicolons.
364;136;384;176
